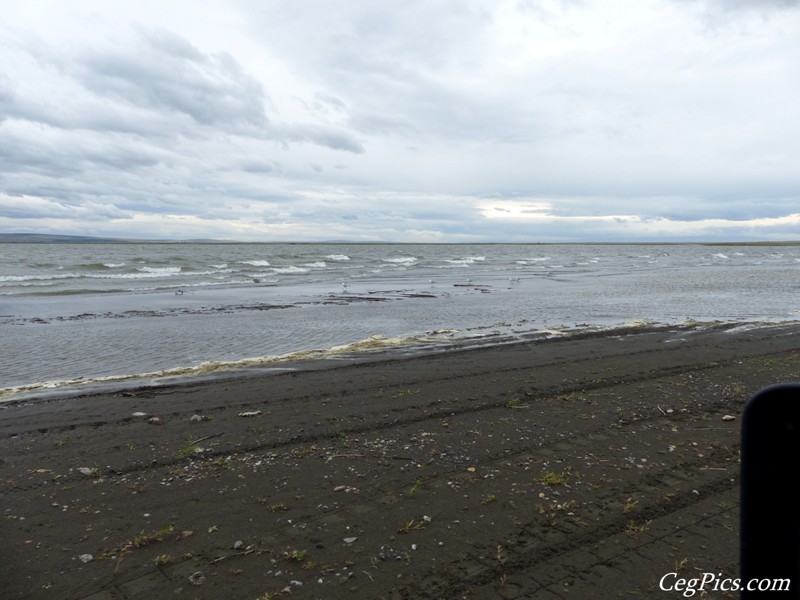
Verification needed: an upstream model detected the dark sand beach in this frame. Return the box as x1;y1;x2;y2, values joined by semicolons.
2;323;799;599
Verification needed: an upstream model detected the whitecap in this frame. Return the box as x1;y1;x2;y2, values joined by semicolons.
138;266;182;274
0;272;81;282
240;260;271;267
384;257;418;266
447;256;486;265
0;274;47;282
326;254;351;261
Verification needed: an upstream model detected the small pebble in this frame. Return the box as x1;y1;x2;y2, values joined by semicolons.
188;571;206;586
343;537;357;544
78;554;93;563
722;415;736;422
233;540;244;550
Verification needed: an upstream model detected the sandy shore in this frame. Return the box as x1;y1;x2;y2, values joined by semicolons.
2;323;799;599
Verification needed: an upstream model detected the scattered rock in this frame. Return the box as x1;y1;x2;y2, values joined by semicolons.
188;571;206;585
722;415;736;422
148;417;162;425
77;467;96;477
343;537;357;544
78;554;93;563
238;411;262;418
190;414;206;422
233;540;244;550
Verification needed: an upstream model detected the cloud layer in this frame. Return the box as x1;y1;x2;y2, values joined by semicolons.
1;0;799;241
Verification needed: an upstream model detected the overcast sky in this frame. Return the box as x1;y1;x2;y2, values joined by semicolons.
1;0;799;242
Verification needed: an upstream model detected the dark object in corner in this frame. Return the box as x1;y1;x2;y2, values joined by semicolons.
741;383;800;597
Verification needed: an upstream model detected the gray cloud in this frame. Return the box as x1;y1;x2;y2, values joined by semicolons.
727;0;799;8
71;28;271;132
238;1;519;141
674;0;799;11
1;1;799;241
0;118;168;178
241;161;276;174
0;193;130;221
288;124;365;153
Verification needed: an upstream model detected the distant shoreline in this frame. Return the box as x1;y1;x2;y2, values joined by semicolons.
1;233;799;246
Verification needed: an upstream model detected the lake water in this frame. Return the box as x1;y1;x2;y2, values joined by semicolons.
2;243;799;400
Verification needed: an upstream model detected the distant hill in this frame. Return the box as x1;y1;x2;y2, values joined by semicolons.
0;233;224;244
3;233;798;246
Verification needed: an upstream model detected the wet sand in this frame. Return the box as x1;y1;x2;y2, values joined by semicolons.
2;323;799;599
